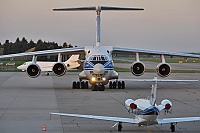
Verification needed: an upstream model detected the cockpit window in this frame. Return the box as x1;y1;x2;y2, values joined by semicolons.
23;63;26;65
89;55;109;65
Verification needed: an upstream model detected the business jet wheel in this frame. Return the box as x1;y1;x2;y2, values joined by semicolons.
118;122;122;131
46;72;49;76
170;123;175;132
109;81;113;89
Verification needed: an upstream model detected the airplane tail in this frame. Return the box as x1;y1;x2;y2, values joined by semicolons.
65;55;80;70
53;6;144;46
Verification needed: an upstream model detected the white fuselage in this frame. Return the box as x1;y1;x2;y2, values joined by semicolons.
79;46;118;85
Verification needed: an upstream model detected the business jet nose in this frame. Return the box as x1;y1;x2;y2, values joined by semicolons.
93;63;105;74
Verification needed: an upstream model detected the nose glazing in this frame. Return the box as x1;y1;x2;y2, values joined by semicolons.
93;63;104;74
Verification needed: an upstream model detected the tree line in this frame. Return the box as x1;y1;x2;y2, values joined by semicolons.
1;37;74;61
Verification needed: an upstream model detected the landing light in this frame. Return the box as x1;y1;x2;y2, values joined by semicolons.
102;77;106;81
91;77;96;82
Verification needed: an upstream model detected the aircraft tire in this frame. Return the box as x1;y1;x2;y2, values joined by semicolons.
99;85;105;91
109;81;113;89
121;81;125;89
118;81;121;89
113;81;116;89
91;85;98;91
72;81;76;89
85;81;89;89
170;124;175;132
81;81;85;89
118;122;122;131
76;81;80;89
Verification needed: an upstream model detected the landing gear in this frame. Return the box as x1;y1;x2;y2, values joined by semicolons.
118;122;122;131
91;85;105;91
72;81;89;89
170;123;175;132
109;81;125;89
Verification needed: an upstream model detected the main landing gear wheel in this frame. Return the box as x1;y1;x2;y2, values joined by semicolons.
91;85;98;91
109;81;125;89
170;123;175;132
118;122;122;131
73;81;89;89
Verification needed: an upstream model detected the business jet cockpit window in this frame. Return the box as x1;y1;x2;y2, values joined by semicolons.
89;55;108;65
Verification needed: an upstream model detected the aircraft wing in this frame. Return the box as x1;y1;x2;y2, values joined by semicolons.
50;113;138;124
158;117;200;124
112;46;200;58
0;47;85;59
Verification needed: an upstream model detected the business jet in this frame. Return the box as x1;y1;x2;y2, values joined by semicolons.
17;55;80;75
50;77;200;132
0;6;199;91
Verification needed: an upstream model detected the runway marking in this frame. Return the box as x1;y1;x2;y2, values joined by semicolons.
143;126;153;133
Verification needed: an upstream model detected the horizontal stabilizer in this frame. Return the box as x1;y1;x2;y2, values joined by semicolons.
53;6;144;11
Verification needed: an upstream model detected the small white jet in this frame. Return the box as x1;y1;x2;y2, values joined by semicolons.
50;77;200;132
0;6;199;91
17;55;80;75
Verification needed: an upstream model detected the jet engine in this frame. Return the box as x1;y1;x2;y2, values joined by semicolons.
125;99;137;113
161;99;172;112
26;64;41;78
130;61;145;76
52;62;66;76
156;63;171;77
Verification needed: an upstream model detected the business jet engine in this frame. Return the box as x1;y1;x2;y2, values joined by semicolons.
156;63;171;77
26;64;41;78
130;61;145;76
125;99;137;113
161;99;172;112
52;62;66;76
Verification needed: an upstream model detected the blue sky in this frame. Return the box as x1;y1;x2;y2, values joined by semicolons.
0;0;200;52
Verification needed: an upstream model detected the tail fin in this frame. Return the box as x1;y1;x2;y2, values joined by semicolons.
67;55;79;62
150;77;157;105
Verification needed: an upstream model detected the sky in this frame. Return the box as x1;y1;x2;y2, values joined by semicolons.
0;0;200;52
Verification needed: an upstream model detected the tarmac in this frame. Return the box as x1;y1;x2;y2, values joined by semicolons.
0;72;200;133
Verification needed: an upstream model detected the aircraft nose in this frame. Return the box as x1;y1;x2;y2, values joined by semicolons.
17;65;22;69
93;63;105;74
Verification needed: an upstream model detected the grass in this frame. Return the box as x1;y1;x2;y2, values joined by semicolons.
114;57;200;63
114;67;200;73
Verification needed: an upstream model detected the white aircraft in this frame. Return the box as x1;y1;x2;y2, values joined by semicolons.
50;77;200;132
0;6;199;91
17;55;80;75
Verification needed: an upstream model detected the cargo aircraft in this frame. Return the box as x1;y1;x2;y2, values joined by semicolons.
50;77;200;132
17;55;80;75
0;6;199;91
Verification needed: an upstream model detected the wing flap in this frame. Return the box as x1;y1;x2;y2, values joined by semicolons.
158;117;200;124
50;113;138;124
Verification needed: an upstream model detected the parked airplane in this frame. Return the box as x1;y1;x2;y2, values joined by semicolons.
50;77;200;132
17;55;80;75
0;6;199;91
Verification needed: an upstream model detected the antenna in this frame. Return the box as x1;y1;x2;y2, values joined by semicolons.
53;5;144;46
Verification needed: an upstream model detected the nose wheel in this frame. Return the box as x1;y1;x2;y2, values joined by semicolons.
91;85;105;91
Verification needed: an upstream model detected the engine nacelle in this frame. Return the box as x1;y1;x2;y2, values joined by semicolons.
52;62;66;76
161;99;172;111
125;99;137;112
130;61;145;76
26;64;41;78
156;63;171;77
